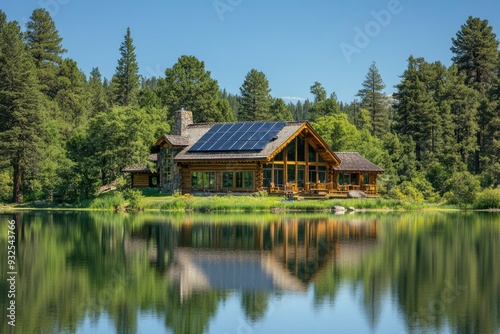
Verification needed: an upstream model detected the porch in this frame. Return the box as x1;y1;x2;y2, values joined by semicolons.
267;181;379;198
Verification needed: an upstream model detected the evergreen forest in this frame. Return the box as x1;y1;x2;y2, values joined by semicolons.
1;9;499;206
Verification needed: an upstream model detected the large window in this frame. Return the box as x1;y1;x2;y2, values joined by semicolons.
287;138;296;161
191;171;215;189
297;137;305;162
351;173;359;185
222;172;233;188
297;165;305;188
263;164;272;187
223;171;254;189
287;164;296;183
243;171;253;188
266;137;329;189
318;166;327;183
274;164;284;186
191;171;202;189
309;166;317;183
338;173;350;185
308;145;316;162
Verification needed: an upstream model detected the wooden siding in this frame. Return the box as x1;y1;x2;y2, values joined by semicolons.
132;174;150;188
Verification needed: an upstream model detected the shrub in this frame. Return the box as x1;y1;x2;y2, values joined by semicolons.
390;181;424;203
123;189;145;211
445;171;480;210
473;188;500;209
89;191;125;210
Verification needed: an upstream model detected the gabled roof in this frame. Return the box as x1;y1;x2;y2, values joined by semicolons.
155;134;190;147
167;249;306;295
171;121;339;164
121;154;157;173
333;152;384;173
121;166;151;173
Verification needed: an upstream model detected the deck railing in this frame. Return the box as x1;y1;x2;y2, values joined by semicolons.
268;182;378;196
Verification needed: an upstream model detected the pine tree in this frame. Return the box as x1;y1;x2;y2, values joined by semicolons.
270;98;293;121
0;21;44;202
443;65;479;168
55;58;90;130
239;69;272;121
393;56;441;164
113;27;139;106
451;17;499;174
216;98;235;122
0;10;6;31
307;86;341;121
88;67;109;115
24;8;66;98
356;62;389;138
451;16;499;93
310;81;327;103
158;55;227;123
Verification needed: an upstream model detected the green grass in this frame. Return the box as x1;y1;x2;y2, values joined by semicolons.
139;194;451;212
1;191;457;212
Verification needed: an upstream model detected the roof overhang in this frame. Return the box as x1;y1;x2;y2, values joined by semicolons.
267;122;340;166
155;134;190;148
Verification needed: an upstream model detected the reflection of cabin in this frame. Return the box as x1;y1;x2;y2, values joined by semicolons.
133;218;379;297
167;249;306;297
122;109;383;197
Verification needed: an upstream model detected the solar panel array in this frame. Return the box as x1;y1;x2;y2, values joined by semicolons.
188;122;286;152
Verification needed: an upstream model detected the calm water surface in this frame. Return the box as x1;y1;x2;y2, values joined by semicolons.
0;211;499;334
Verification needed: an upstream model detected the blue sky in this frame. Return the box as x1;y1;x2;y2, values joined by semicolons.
3;0;500;103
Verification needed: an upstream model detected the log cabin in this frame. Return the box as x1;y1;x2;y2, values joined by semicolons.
122;109;384;197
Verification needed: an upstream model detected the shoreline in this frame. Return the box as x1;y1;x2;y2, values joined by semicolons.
0;196;463;213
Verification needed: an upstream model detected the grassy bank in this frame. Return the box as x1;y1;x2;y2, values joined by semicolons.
141;195;452;212
1;190;455;212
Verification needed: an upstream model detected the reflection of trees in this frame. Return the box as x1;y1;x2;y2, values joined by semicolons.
164;287;226;334
313;213;500;334
241;292;269;322
1;212;499;334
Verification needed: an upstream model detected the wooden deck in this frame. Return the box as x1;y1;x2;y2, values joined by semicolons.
268;182;379;199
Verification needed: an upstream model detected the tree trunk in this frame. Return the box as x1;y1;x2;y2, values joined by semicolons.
12;162;21;203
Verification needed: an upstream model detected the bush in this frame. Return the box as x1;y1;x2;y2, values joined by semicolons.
445;171;480;210
89;191;125;210
390;181;424;203
123;189;145;211
0;169;12;203
473;188;500;209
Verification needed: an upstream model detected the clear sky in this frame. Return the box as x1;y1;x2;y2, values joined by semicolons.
2;0;500;103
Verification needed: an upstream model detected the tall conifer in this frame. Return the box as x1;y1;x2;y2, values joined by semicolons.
239;69;272;121
114;27;139;106
24;8;66;98
0;21;43;202
357;62;389;138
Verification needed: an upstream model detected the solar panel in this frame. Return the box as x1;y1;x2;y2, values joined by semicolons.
188;121;286;152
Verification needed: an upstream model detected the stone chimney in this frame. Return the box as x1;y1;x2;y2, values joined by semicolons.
174;107;193;136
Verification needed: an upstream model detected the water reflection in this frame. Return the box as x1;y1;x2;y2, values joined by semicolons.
140;218;378;297
0;212;499;334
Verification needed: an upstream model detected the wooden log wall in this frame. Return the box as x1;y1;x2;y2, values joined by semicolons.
132;174;150;188
180;162;261;193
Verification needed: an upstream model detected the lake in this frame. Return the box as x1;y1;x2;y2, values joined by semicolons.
0;211;499;334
